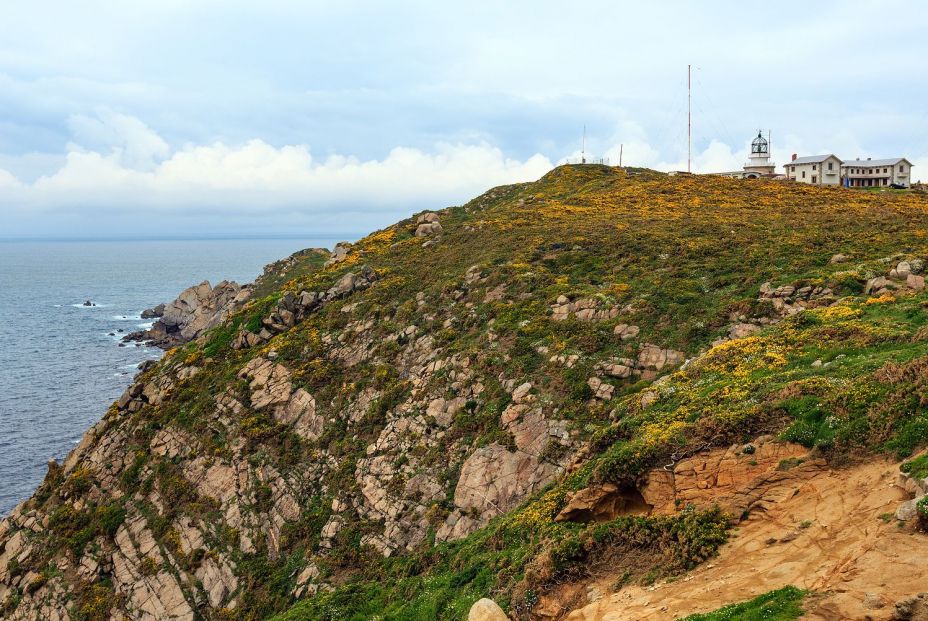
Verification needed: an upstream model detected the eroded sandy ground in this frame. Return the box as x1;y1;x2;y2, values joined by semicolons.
567;459;928;620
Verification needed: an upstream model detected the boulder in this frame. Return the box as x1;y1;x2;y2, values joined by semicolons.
614;324;640;340
865;276;889;295
415;222;443;237
329;272;363;297
469;598;508;621
141;303;165;318
637;344;685;372
324;242;352;267
587;377;614;400
602;363;632;379
325;266;378;300
551;297;618;322
896;495;926;522
907;274;925;292
895;261;913;279
511;382;533;404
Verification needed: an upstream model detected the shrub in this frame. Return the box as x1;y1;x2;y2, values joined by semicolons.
917;496;928;530
548;507;729;581
901;454;928;480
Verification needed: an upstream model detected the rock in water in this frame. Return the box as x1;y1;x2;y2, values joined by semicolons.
82;300;94;306
141;303;165;318
468;598;508;621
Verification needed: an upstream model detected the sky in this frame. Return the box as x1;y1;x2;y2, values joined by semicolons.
1;0;926;239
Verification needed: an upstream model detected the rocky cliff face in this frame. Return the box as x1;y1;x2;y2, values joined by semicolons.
127;280;252;349
3;166;928;621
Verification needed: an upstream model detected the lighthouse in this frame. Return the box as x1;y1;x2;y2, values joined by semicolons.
743;131;776;178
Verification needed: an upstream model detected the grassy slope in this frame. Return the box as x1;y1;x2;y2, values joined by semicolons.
12;166;928;621
266;168;928;619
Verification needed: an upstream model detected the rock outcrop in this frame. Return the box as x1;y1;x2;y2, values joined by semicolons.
438;395;573;542
415;213;443;237
232;265;378;350
550;296;619;322
126;280;251;348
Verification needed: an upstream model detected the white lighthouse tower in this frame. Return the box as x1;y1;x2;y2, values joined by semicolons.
743;130;776;178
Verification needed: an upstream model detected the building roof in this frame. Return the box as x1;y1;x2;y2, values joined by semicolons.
787;154;840;166
841;157;911;167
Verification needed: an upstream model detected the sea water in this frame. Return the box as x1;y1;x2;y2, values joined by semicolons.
0;238;337;515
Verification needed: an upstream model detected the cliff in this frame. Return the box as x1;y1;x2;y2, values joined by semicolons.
2;165;928;621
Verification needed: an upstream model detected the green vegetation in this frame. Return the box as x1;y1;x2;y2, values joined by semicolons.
679;585;807;621
270;506;730;621
901;453;928;479
9;166;928;620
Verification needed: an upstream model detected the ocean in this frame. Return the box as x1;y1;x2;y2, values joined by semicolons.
0;238;337;516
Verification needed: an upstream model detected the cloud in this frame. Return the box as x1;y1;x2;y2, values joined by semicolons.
0;112;553;236
67;110;170;170
23;140;552;213
0;167;20;188
4;108;925;239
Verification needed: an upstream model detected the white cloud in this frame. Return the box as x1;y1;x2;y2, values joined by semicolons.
4;113;554;227
5;109;925;238
67;110;170;170
0;167;20;188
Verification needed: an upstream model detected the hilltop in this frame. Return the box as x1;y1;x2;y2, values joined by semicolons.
2;165;928;620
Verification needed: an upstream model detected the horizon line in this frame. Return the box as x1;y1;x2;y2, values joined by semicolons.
0;233;357;243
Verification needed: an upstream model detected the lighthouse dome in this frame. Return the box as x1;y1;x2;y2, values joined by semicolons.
751;131;769;155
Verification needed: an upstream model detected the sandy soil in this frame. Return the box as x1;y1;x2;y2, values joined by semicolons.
565;459;928;620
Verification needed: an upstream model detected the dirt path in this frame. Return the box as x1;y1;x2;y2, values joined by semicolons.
566;459;928;620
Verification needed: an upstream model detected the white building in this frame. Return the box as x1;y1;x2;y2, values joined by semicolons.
784;154;843;186
841;158;912;188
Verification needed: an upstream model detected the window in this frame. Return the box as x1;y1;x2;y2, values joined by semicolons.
802;170;806;179
812;175;817;184
900;165;905;172
791;166;795;172
828;162;834;171
883;168;888;174
812;164;817;171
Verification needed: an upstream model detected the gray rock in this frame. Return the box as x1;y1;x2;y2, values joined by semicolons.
895;494;926;521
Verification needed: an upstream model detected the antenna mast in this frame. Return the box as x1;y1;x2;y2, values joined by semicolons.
619;143;624;167
686;65;693;172
582;124;586;164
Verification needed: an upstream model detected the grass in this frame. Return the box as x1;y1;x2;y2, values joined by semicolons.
9;166;928;621
901;453;928;479
269;506;731;621
678;586;807;621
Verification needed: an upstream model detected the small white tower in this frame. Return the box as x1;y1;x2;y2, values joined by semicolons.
743;131;776;177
